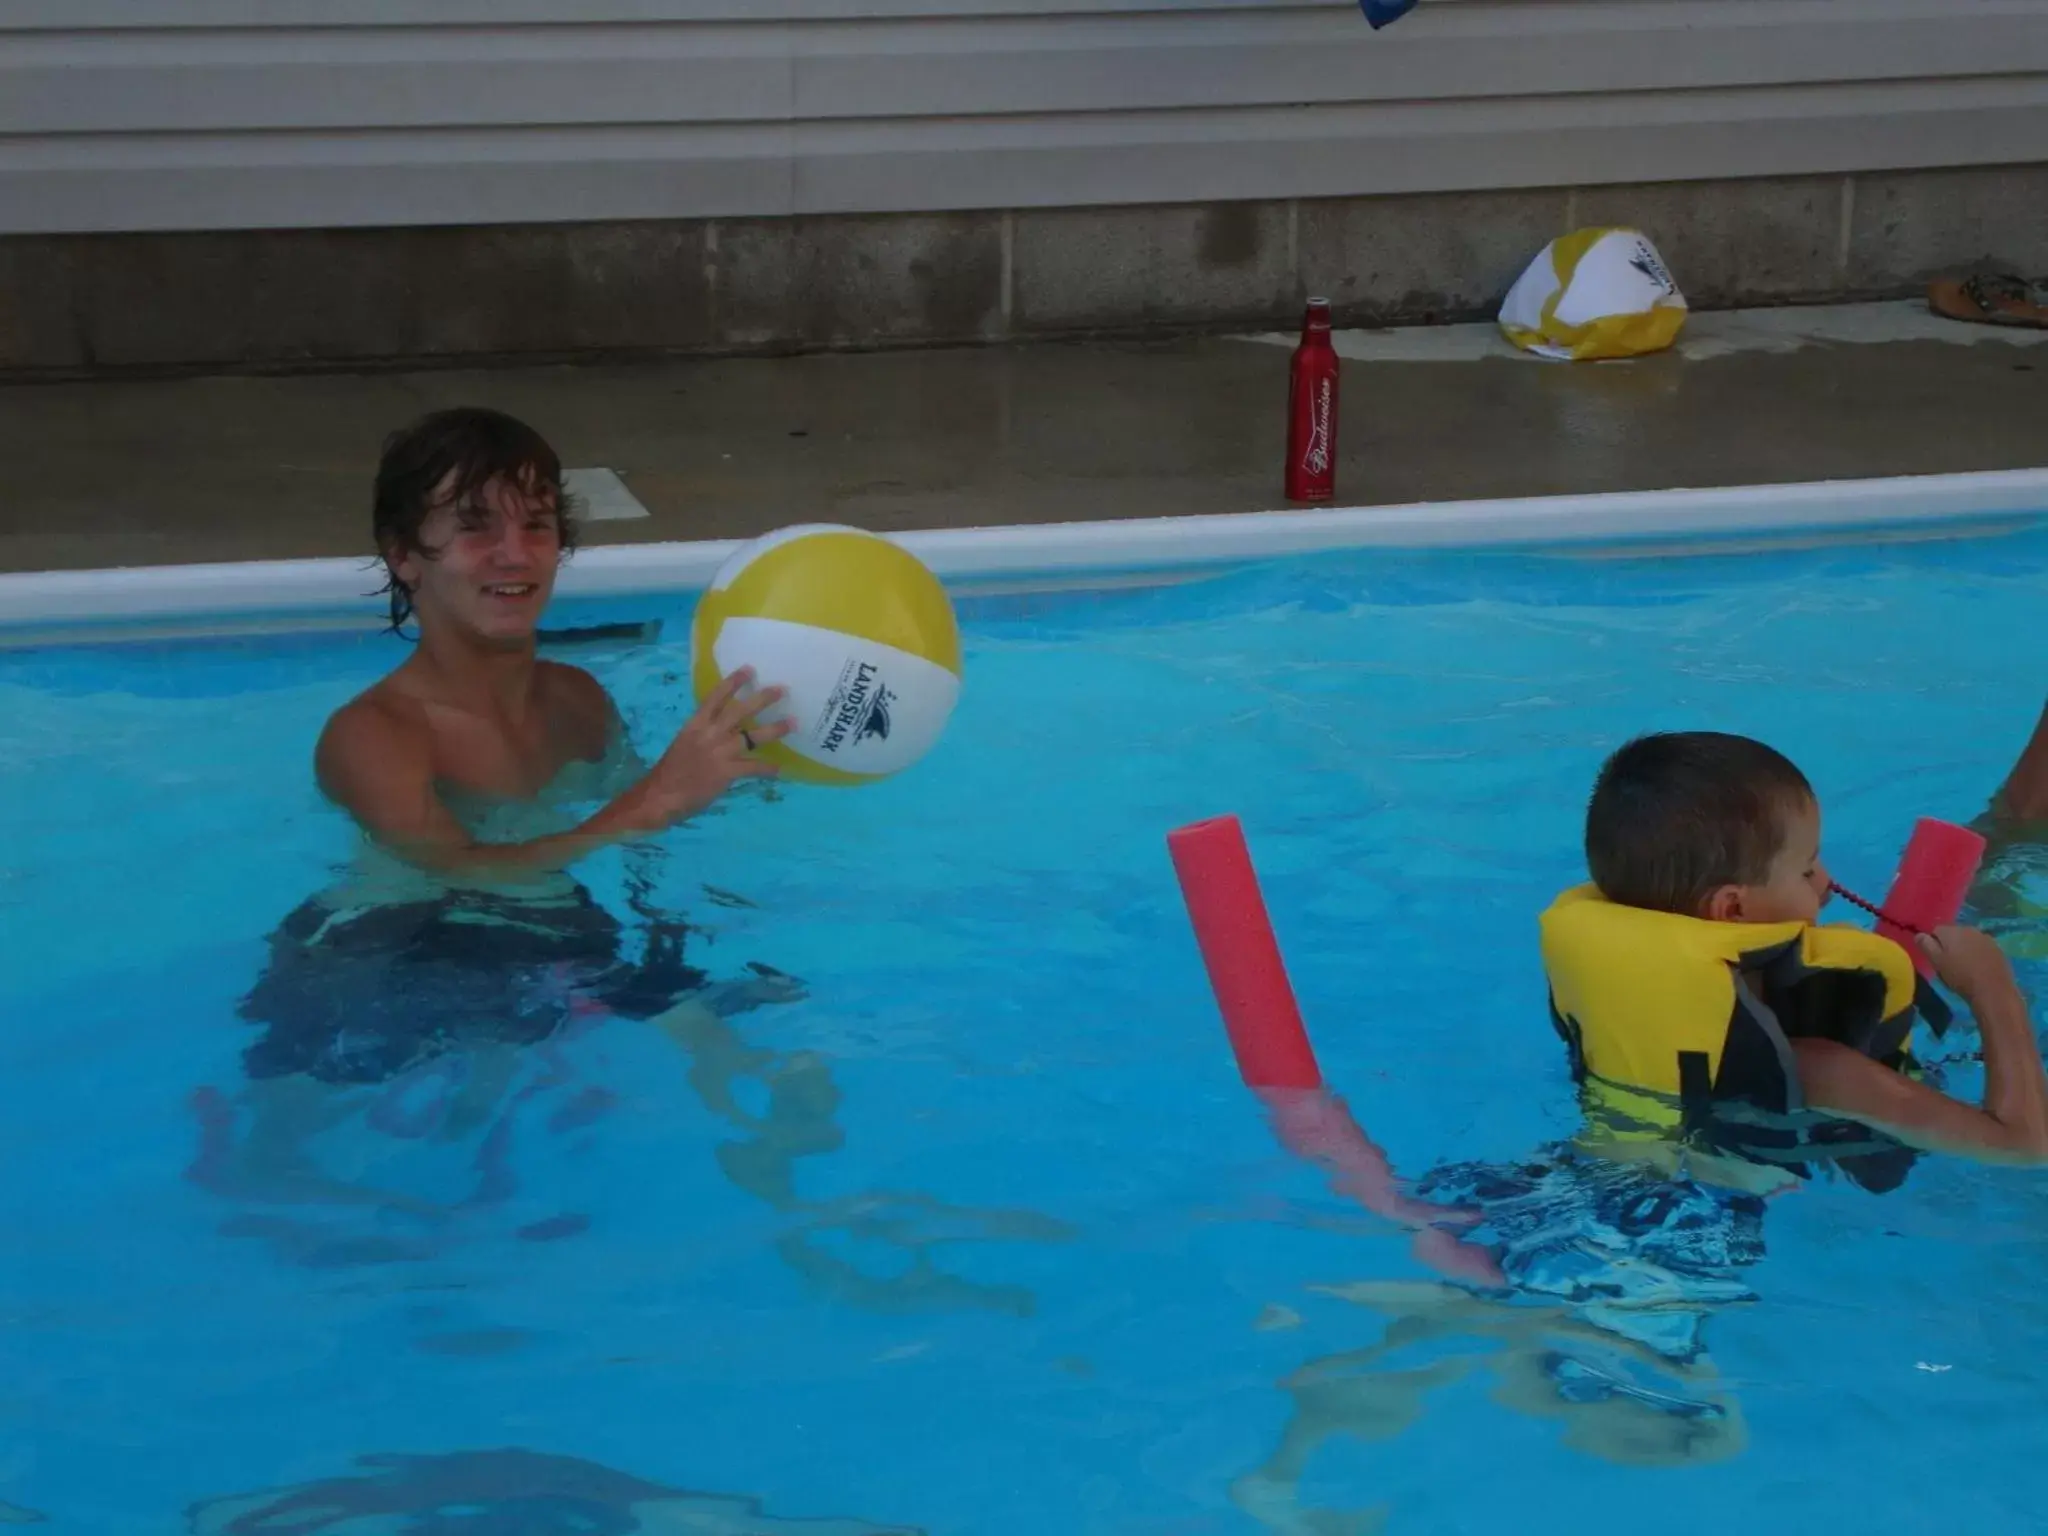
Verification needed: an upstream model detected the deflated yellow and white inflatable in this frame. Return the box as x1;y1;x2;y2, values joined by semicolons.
689;524;962;786
1498;227;1688;362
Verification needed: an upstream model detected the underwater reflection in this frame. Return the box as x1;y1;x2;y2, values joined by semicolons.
1233;1278;1746;1536
1232;1096;1755;1535
188;860;1069;1318
186;1447;922;1536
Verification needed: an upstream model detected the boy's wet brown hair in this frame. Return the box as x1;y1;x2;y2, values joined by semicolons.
372;407;581;631
1585;731;1814;916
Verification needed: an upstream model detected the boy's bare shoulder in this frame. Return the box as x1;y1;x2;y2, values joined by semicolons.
538;659;622;744
314;678;434;797
538;657;610;709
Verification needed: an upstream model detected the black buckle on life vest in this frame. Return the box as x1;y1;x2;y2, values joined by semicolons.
1913;975;1954;1039
1677;1049;1713;1134
1549;998;1589;1083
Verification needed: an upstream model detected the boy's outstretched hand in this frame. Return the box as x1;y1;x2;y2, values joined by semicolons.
603;667;793;835
1918;924;2019;1003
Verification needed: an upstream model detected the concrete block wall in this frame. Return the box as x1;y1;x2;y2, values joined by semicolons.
2;166;2046;377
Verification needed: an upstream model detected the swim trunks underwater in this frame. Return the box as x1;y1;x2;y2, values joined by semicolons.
1415;1149;1767;1365
236;885;772;1086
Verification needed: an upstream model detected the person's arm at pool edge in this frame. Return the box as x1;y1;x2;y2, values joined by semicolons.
315;668;791;877
1791;926;2048;1164
1992;698;2048;822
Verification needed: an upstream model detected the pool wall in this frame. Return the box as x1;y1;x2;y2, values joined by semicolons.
3;468;2046;633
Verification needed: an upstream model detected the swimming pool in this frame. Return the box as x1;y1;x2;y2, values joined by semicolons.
6;514;2048;1535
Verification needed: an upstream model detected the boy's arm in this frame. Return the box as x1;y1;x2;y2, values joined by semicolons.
317;702;650;878
316;669;788;879
1792;926;2048;1164
1992;697;2048;821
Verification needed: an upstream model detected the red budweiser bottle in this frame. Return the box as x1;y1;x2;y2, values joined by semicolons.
1284;297;1339;503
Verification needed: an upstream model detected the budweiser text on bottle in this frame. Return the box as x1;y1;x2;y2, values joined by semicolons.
1284;297;1339;502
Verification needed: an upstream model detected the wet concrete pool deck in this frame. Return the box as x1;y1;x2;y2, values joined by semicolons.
2;301;2045;577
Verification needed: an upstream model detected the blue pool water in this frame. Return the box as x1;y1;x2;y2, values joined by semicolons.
6;523;2048;1535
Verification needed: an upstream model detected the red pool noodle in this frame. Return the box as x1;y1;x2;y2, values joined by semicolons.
1871;817;1988;978
1167;815;1324;1091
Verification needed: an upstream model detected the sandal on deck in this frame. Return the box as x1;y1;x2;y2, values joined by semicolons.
1928;269;2048;329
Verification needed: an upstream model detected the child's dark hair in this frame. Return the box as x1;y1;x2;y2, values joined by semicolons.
372;407;580;631
1585;731;1814;916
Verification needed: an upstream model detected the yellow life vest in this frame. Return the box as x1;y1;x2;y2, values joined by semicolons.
1538;884;1951;1192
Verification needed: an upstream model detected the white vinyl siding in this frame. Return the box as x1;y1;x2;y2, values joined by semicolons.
3;0;2046;234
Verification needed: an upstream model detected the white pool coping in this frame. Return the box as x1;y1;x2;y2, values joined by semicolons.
3;467;2045;630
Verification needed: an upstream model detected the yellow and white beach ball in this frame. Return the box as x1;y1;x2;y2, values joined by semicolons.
689;524;962;786
1498;227;1688;362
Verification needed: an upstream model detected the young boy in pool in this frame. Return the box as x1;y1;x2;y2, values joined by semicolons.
1381;732;2048;1397
1554;731;2048;1172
